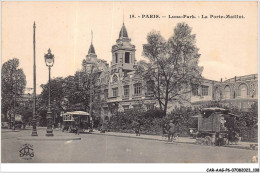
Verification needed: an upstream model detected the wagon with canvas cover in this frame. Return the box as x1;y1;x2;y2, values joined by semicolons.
194;107;239;146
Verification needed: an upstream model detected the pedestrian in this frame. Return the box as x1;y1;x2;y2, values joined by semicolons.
75;124;79;135
167;120;176;142
101;119;107;133
89;119;94;132
162;122;168;140
133;119;141;136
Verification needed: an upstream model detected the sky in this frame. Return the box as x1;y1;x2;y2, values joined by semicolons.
2;1;258;94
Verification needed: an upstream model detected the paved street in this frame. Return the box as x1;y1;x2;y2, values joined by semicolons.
1;129;257;163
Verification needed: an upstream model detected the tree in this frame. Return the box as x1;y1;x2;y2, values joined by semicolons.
141;23;203;115
37;77;69;126
79;61;102;118
1;58;26;121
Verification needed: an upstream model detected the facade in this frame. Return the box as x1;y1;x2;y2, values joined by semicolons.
82;23;155;119
81;22;258;119
190;74;258;110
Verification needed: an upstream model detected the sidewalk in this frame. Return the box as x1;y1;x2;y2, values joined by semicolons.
89;130;258;150
1;129;20;133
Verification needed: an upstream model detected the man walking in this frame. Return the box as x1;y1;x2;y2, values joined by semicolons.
167;120;176;142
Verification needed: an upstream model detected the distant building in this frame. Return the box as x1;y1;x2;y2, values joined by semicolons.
80;22;258;119
190;74;258;110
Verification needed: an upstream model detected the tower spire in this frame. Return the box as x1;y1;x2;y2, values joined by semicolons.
88;30;96;55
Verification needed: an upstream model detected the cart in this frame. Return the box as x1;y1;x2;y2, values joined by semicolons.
194;107;238;146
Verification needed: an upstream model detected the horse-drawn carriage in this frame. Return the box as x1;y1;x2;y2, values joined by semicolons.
62;111;90;133
194;107;239;146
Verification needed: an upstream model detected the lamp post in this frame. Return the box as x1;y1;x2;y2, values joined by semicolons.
45;48;54;136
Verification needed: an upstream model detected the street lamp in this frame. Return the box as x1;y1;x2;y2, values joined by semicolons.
45;48;54;136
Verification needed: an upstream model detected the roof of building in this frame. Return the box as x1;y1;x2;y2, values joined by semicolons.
119;23;128;38
88;43;96;54
224;74;258;83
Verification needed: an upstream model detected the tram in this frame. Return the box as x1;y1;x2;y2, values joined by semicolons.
62;111;90;133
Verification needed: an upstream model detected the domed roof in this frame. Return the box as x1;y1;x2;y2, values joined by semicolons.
88;43;96;54
119;23;128;38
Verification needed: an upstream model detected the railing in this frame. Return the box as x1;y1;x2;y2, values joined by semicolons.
132;93;142;98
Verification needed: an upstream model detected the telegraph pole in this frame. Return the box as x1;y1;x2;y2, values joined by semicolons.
31;21;38;136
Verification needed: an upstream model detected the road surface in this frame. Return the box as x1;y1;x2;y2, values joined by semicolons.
1;129;257;163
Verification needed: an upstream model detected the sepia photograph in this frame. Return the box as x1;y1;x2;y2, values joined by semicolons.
1;1;259;171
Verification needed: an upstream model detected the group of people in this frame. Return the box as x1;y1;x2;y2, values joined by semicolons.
72;117;178;141
132;119;178;142
163;120;178;142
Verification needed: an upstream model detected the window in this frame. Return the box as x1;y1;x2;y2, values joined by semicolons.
224;86;231;99
215;87;221;100
201;85;209;96
192;84;199;96
123;85;129;97
104;89;108;100
115;53;118;63
238;84;247;98
146;80;154;94
112;88;118;97
125;52;130;63
134;83;142;96
123;71;128;77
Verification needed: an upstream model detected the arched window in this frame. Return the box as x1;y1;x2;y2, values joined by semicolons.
215;87;221;101
224;86;231;99
238;84;247;98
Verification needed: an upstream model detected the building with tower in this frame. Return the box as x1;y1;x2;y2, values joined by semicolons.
80;22;258;120
81;23;155;120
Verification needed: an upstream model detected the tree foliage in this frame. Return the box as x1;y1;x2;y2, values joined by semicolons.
37;61;103;126
1;58;26;121
141;23;203;115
